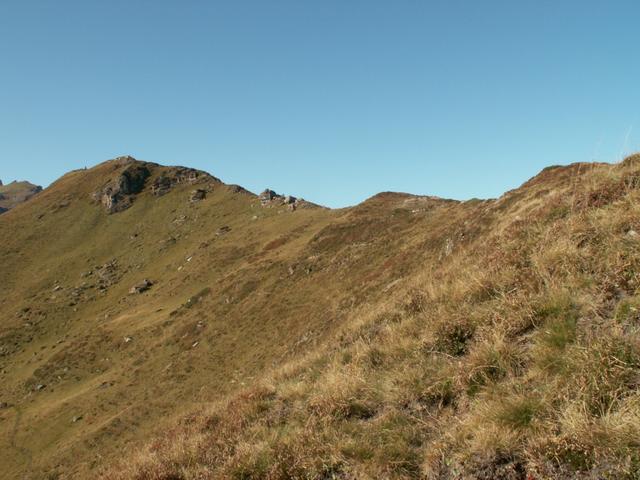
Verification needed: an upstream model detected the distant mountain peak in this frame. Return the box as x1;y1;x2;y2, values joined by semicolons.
0;179;42;213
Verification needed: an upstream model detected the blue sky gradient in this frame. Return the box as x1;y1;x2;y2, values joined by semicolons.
1;1;638;207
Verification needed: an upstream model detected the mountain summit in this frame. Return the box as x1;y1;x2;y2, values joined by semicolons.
1;155;640;479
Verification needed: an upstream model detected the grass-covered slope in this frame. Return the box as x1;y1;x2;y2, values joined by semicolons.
0;157;458;479
104;156;640;480
2;155;640;479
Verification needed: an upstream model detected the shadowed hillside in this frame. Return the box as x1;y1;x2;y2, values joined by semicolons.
2;155;640;479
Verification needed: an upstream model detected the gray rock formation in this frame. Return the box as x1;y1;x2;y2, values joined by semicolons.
190;189;207;202
93;163;151;213
151;167;215;196
129;279;153;294
258;188;315;210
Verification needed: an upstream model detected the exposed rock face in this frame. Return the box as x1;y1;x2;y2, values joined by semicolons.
90;157;224;213
259;189;278;203
151;167;216;196
0;180;43;213
93;162;151;213
190;189;207;202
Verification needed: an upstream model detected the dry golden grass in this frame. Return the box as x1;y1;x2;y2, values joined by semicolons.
4;155;640;479
97;156;640;479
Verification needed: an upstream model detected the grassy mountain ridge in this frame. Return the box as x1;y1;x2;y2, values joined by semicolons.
0;157;456;478
2;155;640;479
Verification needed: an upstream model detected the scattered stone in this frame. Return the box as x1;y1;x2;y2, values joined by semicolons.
95;260;120;290
625;229;639;240
129;279;153;294
53;285;62;292
72;415;83;423
35;384;46;391
192;341;199;348
124;336;133;343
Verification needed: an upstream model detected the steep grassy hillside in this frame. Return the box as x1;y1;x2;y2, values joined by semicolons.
0;157;459;479
106;156;640;480
2;155;640;479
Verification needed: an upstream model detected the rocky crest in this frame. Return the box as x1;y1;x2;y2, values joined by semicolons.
92;156;222;213
151;166;218;196
258;188;319;211
92;158;152;213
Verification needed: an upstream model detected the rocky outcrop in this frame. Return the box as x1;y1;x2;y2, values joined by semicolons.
151;167;218;196
93;162;151;213
92;157;223;212
258;188;318;211
190;189;207;202
259;189;278;203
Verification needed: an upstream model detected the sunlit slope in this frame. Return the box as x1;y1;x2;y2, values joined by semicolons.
0;157;462;478
103;156;640;480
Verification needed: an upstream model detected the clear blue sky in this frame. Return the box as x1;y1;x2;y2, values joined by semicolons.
1;1;638;207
